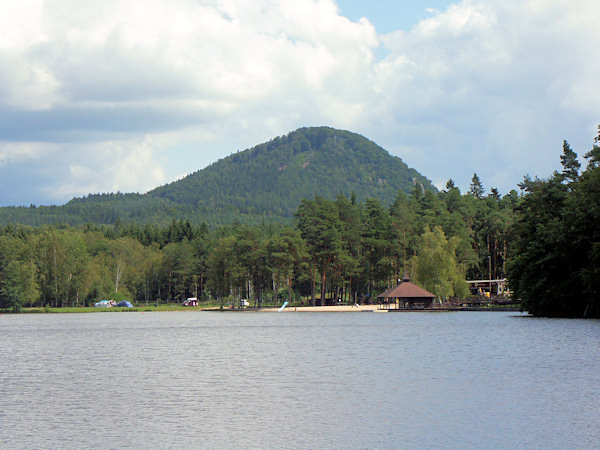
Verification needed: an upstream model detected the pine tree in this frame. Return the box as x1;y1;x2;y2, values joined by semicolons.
560;140;580;184
469;173;485;198
584;126;600;169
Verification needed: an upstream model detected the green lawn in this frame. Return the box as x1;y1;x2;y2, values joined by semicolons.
13;303;222;313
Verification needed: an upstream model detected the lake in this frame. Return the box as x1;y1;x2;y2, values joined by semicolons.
1;311;599;449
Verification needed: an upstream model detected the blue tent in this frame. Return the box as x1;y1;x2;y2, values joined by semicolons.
117;300;133;308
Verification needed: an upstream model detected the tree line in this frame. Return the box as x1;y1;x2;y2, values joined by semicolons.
1;128;598;317
0;175;518;312
507;127;600;318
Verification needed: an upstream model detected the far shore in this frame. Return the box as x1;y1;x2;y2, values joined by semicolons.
217;304;521;313
257;304;385;312
4;303;520;314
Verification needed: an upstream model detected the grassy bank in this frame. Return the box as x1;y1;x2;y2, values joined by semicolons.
3;303;222;314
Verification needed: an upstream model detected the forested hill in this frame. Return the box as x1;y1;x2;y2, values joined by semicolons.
148;127;435;220
0;127;435;226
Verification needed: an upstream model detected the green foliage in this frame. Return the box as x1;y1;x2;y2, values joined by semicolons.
583;125;600;169
0;182;518;311
4;126;598;318
106;291;132;303
268;227;308;305
0;162;532;313
508;175;574;316
469;173;485;199
34;229;89;308
413;226;468;301
296;196;345;305
508;128;600;317
560;140;580;184
0;260;39;312
362;198;394;292
0;127;435;227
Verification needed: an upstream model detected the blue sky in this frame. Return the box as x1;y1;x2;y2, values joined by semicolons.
338;0;455;33
0;0;599;206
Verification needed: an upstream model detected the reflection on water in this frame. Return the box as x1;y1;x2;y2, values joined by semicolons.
1;311;599;449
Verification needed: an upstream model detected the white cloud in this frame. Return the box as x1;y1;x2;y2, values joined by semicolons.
0;1;60;110
371;0;600;192
0;0;599;205
0;142;52;166
0;138;165;205
59;138;166;197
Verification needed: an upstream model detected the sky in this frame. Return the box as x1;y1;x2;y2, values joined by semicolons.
1;0;599;206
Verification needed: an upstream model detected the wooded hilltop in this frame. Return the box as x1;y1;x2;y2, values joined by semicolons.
0;127;434;226
1;126;599;318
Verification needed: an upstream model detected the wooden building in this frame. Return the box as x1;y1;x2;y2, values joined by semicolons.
377;273;436;309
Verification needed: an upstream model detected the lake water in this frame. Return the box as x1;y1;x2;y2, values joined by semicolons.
1;311;599;449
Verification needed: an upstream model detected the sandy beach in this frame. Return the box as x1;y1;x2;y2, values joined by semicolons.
259;304;387;312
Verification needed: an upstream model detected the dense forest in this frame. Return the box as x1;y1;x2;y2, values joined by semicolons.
1;127;598;318
0;173;517;313
0;127;434;226
507;128;600;318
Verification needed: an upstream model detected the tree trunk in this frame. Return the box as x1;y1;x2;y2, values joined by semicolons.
157;275;161;303
503;241;507;277
310;263;316;307
168;270;172;301
115;260;123;293
272;273;278;308
348;277;353;305
53;246;58;305
320;267;326;307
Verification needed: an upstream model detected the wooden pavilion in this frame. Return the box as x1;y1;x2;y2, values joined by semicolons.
377;273;436;309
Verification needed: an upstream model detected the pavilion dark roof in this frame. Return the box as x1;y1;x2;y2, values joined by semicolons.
377;280;435;299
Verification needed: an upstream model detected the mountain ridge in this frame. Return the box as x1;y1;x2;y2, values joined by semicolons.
0;126;435;226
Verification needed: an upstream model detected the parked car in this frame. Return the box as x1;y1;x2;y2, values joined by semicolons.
183;298;198;307
94;300;115;308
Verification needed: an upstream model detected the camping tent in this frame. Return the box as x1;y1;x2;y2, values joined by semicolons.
116;300;133;308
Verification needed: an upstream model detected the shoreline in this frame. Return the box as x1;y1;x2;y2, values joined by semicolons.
257;304;385;312
5;304;521;314
252;304;522;313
